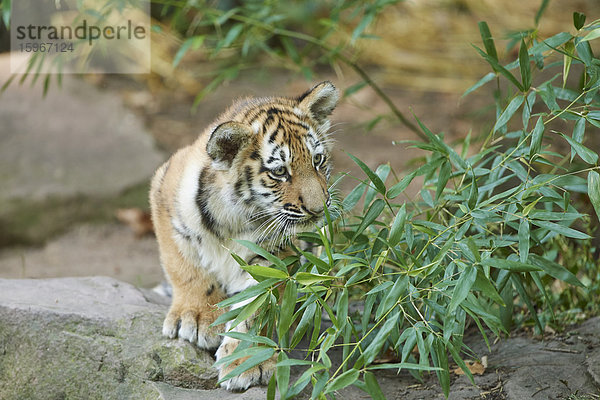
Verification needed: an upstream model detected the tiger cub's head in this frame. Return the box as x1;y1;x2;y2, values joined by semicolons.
206;81;339;242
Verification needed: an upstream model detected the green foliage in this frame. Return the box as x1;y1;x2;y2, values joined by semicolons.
151;0;390;100
216;10;600;399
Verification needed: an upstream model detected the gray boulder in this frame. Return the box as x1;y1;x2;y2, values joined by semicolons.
0;277;218;400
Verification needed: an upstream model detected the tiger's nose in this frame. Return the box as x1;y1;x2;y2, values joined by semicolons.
302;190;330;215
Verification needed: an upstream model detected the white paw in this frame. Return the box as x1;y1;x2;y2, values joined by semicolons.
216;336;276;391
162;309;222;349
219;363;274;391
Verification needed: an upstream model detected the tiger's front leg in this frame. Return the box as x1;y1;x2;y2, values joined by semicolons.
160;243;228;350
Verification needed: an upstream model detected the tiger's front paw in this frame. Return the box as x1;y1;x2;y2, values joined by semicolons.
219;362;275;391
163;307;223;350
218;356;276;391
216;336;277;391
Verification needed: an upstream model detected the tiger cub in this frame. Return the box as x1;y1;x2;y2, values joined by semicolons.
149;81;339;390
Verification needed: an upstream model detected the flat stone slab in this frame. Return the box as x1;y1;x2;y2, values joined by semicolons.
0;53;164;202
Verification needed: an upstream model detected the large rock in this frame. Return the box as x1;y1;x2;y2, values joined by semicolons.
0;277;218;399
0;53;165;202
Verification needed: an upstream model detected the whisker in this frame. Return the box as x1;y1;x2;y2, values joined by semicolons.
256;213;285;245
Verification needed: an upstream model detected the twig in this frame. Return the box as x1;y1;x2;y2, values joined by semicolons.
531;385;550;397
542;347;581;354
334;53;426;141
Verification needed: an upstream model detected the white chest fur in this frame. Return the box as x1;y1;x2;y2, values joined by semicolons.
173;159;258;295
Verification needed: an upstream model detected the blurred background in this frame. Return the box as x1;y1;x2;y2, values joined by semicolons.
0;0;597;288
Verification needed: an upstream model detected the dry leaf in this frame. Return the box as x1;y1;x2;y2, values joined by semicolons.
116;208;154;237
452;360;486;376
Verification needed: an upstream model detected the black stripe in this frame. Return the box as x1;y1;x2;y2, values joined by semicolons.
269;128;279;143
172;222;193;241
206;284;215;296
195;168;221;238
234;179;243;200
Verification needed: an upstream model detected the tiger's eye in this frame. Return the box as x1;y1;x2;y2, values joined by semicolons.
313;154;324;166
272;166;287;177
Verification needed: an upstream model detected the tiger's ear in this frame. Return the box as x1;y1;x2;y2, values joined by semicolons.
298;81;339;123
206;121;253;169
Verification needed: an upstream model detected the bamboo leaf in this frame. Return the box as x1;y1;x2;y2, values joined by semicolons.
347;153;386;194
301;250;331;274
481;258;542;272
388;204;407;247
519;39;531;90
473;269;505;305
364;371;385;400
218;347;275;383
436;160;451;200
229;292;268;329
518;219;530;263
529;117;545;158
364;164;391;211
325;368;360;393
493;95;525;133
173;36;204;68
344;81;367;97
522;91;536;130
353;199;385;241
468;173;479;210
529;254;584;287
278;282;298;345
478;21;498;61
296;272;335;285
343;182;366;211
241;264;288;280
581;27;600;42
267;373;276;400
376;277;408;320
531;220;591;239
291;302;316;348
388;171;416;199
472;45;524;91
433;339;450;397
587;170;600;223
221;23;243;49
218;278;278;308
448;342;474;385
510;275;543;333
463;72;495;97
351;10;375;43
367;363;442;371
363;312;400;364
559;132;598;164
1;0;9;28
235;240;286;269
563;41;575;88
448;267;477;313
220;331;277;347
